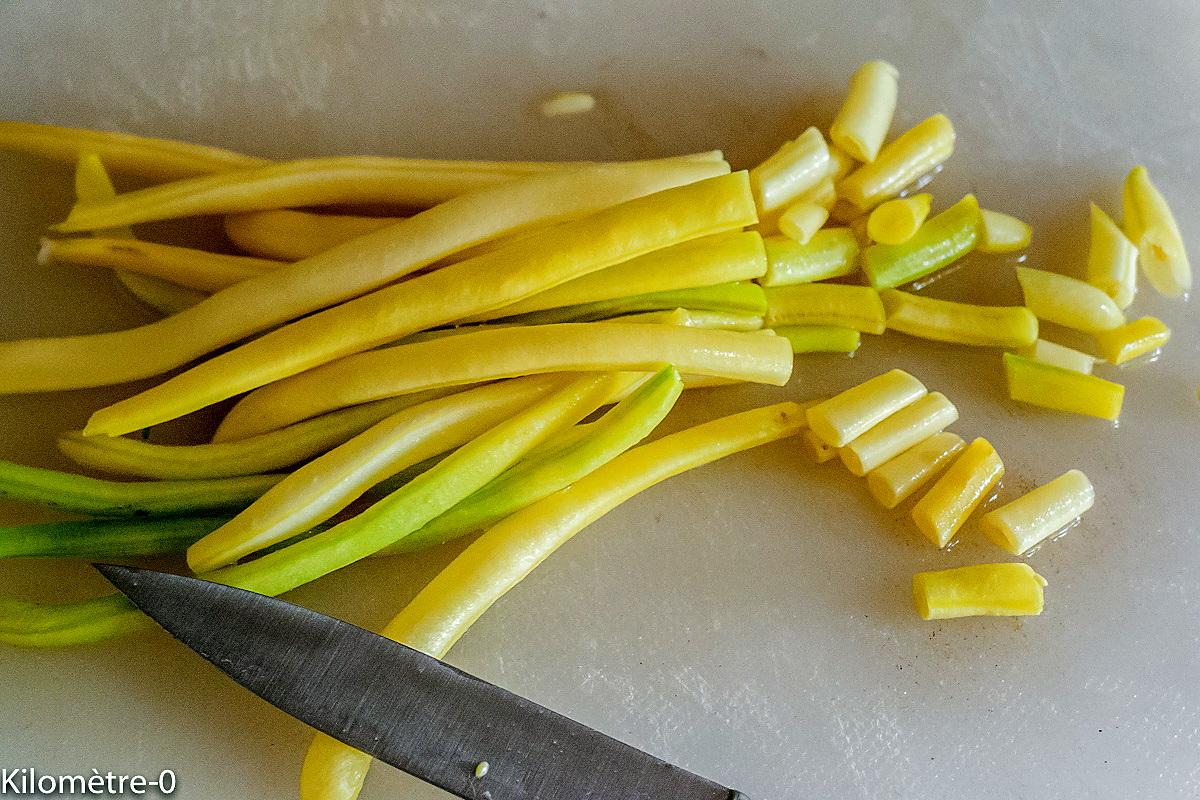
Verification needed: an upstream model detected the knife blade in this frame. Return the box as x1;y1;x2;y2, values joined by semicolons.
95;564;749;800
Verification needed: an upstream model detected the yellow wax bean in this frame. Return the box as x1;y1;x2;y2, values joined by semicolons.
755;178;835;237
462;232;766;323
56;153;723;232
1016;267;1125;333
982;470;1094;555
802;177;839;210
212;323;793;441
82;172;753;435
772;325;861;354
778;202;829;245
867;194;931;245
801;428;837;463
760;229;860;287
861;194;982;288
0;120;267;180
55;156;544;230
838;392;958;476
912;563;1047;620
298;401;806;799
40;236;283;292
1122;165;1192;297
1085;203;1137;308
1003;353;1124;421
607;309;764;330
224;210;398;261
2;159;729;395
826;144;857;183
830;61;899;163
749;127;832;213
56;390;460;479
866;431;965;509
74;154;207;315
881;289;1038;348
1093;316;1171;365
763;284;885;334
187;374;613;572
977;209;1032;254
540;92;597;116
805;369;926;447
911;437;1004;548
838;114;955;212
1017;339;1095;374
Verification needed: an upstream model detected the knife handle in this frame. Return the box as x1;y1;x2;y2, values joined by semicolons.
728;791;751;800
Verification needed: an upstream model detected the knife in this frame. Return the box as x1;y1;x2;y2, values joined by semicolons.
95;564;749;800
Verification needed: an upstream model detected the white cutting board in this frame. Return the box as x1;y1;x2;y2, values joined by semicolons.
1;2;1198;798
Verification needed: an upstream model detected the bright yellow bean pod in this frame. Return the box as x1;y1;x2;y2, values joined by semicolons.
462;231;766;323
1085;203;1137;308
778;201;829;245
1093;316;1171;365
806;369;926;447
1122;165;1192;298
749;127;832;213
763;283;886;334
977;209;1032;254
212;322;793;441
839;392;958;476
55;151;722;232
187;374;616;572
1016;339;1095;374
298;400;807;800
0;120;267;180
911;437;1004;548
1;159;729;395
81;172;753;435
611;309;764;330
838;114;956;212
981;469;1094;555
866;431;965;508
760;229;860;287
39;236;282;292
830;61;899;163
1003;353;1124;421
881;289;1038;348
74;154;208;315
867;193;931;245
772;325;861;354
862;194;982;288
801;176;839;210
224;210;398;261
55;156;543;230
57;390;460;479
912;563;1047;620
801;428;837;463
826;144;857;183
1015;267;1125;333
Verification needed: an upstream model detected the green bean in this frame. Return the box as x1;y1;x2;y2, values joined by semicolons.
0;516;227;559
0;373;618;647
0;460;283;517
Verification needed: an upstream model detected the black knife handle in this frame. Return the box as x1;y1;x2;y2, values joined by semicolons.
728;791;751;800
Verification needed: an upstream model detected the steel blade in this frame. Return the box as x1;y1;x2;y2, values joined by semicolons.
96;564;748;800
